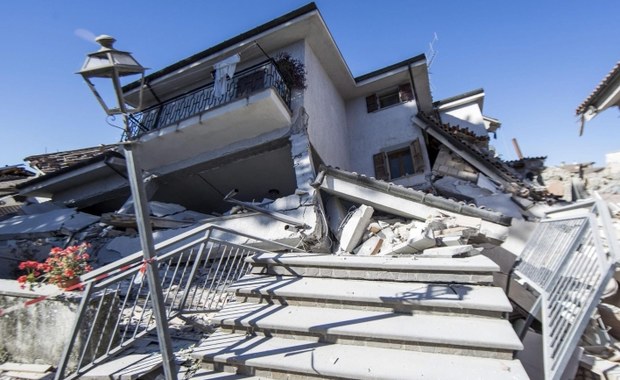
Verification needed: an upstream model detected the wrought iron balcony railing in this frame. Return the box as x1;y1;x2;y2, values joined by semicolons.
125;60;291;140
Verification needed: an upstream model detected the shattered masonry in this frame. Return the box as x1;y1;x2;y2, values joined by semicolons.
1;3;620;380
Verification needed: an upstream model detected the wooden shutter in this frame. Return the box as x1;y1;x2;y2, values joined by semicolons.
399;83;414;102
410;139;425;174
366;94;378;113
373;152;389;180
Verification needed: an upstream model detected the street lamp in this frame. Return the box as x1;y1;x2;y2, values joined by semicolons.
78;35;145;116
78;35;177;379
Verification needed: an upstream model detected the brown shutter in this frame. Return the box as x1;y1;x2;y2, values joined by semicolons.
410;139;425;174
366;94;378;113
373;152;389;180
399;83;414;102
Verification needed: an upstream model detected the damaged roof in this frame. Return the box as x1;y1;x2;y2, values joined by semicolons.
0;165;35;181
313;164;513;226
576;61;620;115
416;111;528;192
123;3;319;92
433;88;485;109
24;144;119;174
0;165;36;199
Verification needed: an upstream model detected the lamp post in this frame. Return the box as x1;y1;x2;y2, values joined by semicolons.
78;35;177;379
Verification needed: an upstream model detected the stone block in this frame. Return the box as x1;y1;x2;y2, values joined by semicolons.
441;235;465;246
421;245;474;258
338;205;374;253
353;235;383;256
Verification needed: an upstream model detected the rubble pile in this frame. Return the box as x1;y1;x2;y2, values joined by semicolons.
542;152;620;211
335;205;481;257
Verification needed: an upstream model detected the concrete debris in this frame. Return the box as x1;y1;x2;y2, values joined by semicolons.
433;175;524;218
578;354;620;380
599;303;620;340
97;225;195;265
419;244;476;258
0;208;99;241
2;4;619;377
353;235;383;256
338;205;374;253
0;122;618;380
379;224;435;255
542;156;620;207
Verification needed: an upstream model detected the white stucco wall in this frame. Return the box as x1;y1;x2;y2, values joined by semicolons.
302;42;350;169
346;97;428;187
266;40;307;112
439;103;488;137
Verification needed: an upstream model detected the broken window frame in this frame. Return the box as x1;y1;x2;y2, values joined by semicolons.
365;83;414;113
373;138;425;180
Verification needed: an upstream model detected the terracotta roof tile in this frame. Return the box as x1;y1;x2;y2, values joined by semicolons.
576;61;620;115
417;111;525;186
25;144;118;174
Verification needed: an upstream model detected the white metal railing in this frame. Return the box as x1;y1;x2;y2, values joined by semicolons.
514;198;617;380
54;223;303;379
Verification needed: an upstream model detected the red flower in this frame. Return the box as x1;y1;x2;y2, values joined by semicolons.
15;242;93;290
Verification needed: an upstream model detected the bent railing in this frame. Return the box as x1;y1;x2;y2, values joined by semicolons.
54;224;302;379
514;198;618;380
125;60;291;139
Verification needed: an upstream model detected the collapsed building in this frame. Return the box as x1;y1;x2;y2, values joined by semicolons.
0;3;619;380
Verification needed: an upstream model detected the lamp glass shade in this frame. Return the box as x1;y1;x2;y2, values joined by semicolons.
80;50;144;79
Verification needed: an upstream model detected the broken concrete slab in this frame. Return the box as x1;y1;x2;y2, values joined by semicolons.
148;201;187;217
380;226;435;255
0;237;68;278
353;235;383;256
0;208;99;241
19;201;64;215
598;303;620;340
434;176;524;219
338;205;374;253
325;196;347;240
314;166;511;243
0;363;53;373
440;235;466;246
98;200;322;265
1;370;54;380
421;245;474;258
98;225;197;265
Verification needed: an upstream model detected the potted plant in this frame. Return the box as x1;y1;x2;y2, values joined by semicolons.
274;53;307;90
17;242;93;291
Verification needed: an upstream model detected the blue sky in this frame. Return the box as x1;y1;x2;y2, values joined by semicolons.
1;1;618;168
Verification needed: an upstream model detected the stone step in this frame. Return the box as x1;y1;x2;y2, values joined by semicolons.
192;330;529;380
214;302;522;359
188;368;271;379
231;274;512;318
247;252;497;284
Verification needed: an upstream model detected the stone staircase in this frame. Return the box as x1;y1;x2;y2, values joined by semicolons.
191;252;528;379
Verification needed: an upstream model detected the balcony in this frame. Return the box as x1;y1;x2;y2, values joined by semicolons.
125;60;292;140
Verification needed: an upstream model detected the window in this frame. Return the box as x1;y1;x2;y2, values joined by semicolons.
373;139;425;180
388;148;414;178
365;83;414;113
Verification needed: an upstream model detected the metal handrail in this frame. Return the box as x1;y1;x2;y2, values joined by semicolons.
514;200;617;380
125;60;291;139
55;223;303;379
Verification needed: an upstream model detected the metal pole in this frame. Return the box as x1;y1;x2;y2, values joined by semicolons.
511;138;524;160
122;140;177;379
